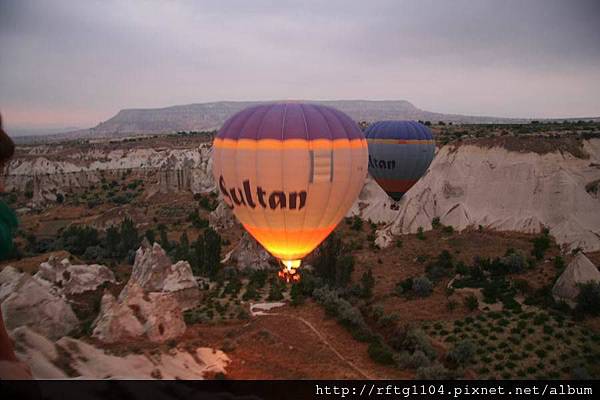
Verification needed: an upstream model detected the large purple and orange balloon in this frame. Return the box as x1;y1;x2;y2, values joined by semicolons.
212;103;367;275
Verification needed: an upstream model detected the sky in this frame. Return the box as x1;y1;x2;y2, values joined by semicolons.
1;0;599;132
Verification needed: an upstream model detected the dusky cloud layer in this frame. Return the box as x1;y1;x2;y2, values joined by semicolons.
1;0;599;131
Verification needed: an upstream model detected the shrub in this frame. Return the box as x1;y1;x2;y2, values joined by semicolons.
500;251;527;273
395;350;431;369
431;217;441;229
360;268;375;298
350;215;363;231
242;284;260;301
403;328;437;360
367;341;395;365
395;278;413;295
83;245;107;262
464;294;479;311
447;339;476;365
531;228;551;260
442;225;454;234
417;227;425;240
267;283;284;301
412;276;433;297
446;300;458;311
575;282;600;316
314;233;355;288
554;255;565;270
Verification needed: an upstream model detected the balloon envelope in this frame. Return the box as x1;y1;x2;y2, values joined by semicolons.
365;121;435;201
212;103;368;270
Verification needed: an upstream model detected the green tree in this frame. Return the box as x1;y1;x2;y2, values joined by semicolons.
192;227;222;277
119;218;139;257
158;223;171;251
105;225;120;258
360;268;375;298
145;228;156;244
267;282;284;301
313;232;355;288
175;231;190;262
290;283;304;306
531;228;551;260
59;225;100;255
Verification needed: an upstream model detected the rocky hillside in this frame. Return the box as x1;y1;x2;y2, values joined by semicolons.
5;134;600;252
358;138;600;252
4;139;214;205
39;100;530;141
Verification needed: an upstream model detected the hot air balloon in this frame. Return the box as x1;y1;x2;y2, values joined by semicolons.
212;103;368;279
365;121;435;201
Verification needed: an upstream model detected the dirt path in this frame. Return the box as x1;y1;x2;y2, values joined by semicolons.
255;306;373;379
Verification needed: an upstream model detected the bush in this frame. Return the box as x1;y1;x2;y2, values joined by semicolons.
267;283;284;301
367;341;395;365
314;233;354;288
575;282;600;316
464;294;479;311
83;245;107;262
447;340;476;364
500;251;527;273
360;268;375;298
417;227;425;240
58;225;100;255
531;228;551;260
431;217;441;229
395;278;413;296
554;255;565;270
395;350;431;369
350;215;363;231
402;328;437;360
412;276;433;297
442;225;454;234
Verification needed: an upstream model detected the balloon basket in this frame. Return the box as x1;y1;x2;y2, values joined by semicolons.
278;267;301;283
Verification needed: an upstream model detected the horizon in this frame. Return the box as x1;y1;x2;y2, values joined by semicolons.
6;97;600;137
1;0;600;132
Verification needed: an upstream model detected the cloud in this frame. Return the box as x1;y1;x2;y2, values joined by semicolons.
1;0;599;130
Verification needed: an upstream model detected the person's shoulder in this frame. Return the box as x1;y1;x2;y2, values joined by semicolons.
0;359;33;380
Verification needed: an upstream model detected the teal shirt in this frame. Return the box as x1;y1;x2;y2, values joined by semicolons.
0;201;18;260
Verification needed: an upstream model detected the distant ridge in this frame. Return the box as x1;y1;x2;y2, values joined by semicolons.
13;100;600;143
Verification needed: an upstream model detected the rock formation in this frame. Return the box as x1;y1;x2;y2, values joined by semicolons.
0;267;79;340
35;256;116;295
92;283;186;343
222;232;274;270
12;326;230;379
5;144;214;204
209;202;237;230
552;252;600;305
348;177;399;224
369;139;600;252
91;241;199;343
125;240;199;310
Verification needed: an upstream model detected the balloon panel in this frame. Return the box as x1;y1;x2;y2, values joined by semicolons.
365;121;435;200
213;103;368;263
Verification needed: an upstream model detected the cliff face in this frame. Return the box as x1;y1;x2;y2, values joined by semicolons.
37;100;528;141
363;139;600;252
6;138;600;252
4;143;214;204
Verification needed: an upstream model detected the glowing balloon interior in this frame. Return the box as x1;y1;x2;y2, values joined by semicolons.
212;103;368;273
365;121;435;201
